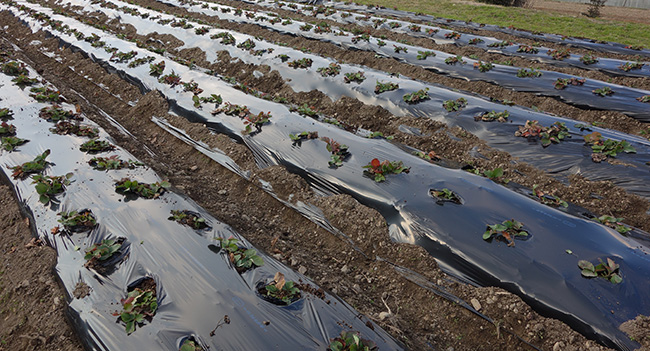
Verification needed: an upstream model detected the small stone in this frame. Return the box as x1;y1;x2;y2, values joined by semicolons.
218;190;228;195
553;342;565;351
298;266;307;275
341;265;349;274
190;165;198;171
470;298;482;311
291;258;298;266
352;284;361;293
272;254;282;260
379;312;392;320
53;296;60;306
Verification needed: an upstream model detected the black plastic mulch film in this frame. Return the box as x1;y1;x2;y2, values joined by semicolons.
2;1;650;351
244;0;650;79
67;0;650;199
152;0;650;122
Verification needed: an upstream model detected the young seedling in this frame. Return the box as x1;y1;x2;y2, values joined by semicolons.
0;108;13;121
1;61;28;76
128;56;155;68
289;131;319;144
39;105;80;122
430;188;461;204
363;158;409;182
215;237;264;273
619;61;644;72
193;94;222;109
299;23;313;31
517;45;539;54
625;45;644;50
580;54;599;65
516;68;542;78
376;39;386;47
393;45;408;54
487;40;514;48
374;81;399;94
583;132;636;162
593;215;632;234
408;24;421;32
32;173;73;204
261;272;301;305
243;111;272;134
344;71;366;84
554;77;586;90
159;71;182;87
483;219;528;247
637;95;650;103
468;38;484;45
444;31;461;40
80;139;115;153
413;150;440;161
532;185;568;208
287;58;313;69
116;279;157;334
540;122;570;146
12;74;38;86
11;150;50;180
314;23;333;34
1;136;27;151
294;104;318;117
115;178;170;199
416;51;435;60
317;63;342;77
168;210;208;229
320;137;350;167
30;87;62;103
403;88;430;104
388;22;401;29
365;131;393;139
473;61;494;72
0;122;16;136
592;86;614;97
212;103;250;118
444;55;465;65
443;98;468;112
236;39;256;50
211;32;236;45
85;238;121;268
195;26;210;35
474;110;509;122
328;331;377;351
180;339;202;351
89;155;143;170
58;210;97;232
110;50;138;63
483;167;507;183
578;258;622;284
547;49;570;60
276;54;290;62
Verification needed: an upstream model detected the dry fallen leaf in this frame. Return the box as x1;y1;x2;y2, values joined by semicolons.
25;238;43;248
274;272;286;290
51;226;60;235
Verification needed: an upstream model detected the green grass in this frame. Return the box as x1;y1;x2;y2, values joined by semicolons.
351;0;650;48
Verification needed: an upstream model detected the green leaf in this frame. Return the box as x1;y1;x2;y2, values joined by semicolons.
581;269;597;278
610;274;623;284
125;320;135;334
578;260;594;271
121;312;134;322
482;230;494;240
565;249;573;255
39;194;50;204
329;341;343;351
251;255;264;267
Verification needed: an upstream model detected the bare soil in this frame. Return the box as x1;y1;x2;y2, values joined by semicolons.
0;0;649;350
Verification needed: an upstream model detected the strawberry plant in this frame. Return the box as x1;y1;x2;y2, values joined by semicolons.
287;58;313;69
195;26;210;35
89;155;143;170
413;150;440;161
515;120;541;138
515;120;569;146
473;61;494;72
444;31;461;40
294;104;318;117
619;61;644;72
532;185;567;208
554;77;586;90
213;103;250;118
363;158;409;182
58;209;97;232
211;32;236;45
547;49;570;60
215;237;264;273
281;19;293;25
314;22;332;34
372;18;386;28
416;51;435;60
328;331;377;351
193;94;222;109
625;45;643;50
299;23;313;31
0;108;13;120
430;188;461;204
115;178;170;199
366;131;393;139
583;131;636;161
289;131;319;143
1;136;27;151
260;272;301;305
243;111;271;134
110;50;137;63
32;173;73;204
427;28;440;35
408;24;421;32
580;54;599;65
12;74;38;86
0;122;16;136
30;87;62;102
168;210;208;229
1;61;28;76
237;39;256;50
116;278;157;334
388;22;401;29
321;137;349;167
374;81;399;94
593;215;631;234
578;258;622;284
183;81;203;95
468;38;484;45
180;339;202;351
517;45;539;54
317;63;342;77
475;110;509;122
444;55;465;65
344;71;366;84
128;56;155;68
376;39;386;47
637;95;650;103
487;40;513;48
85;238;122;267
80;138;115;153
393;45;408;54
51;121;99;137
276;54;290;62
403;88;430;104
483;167;507;183
442;98;468;112
159;71;182;86
592;86;613;97
39;105;80;122
11;150;50;180
483;219;528;246
516;68;542;78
